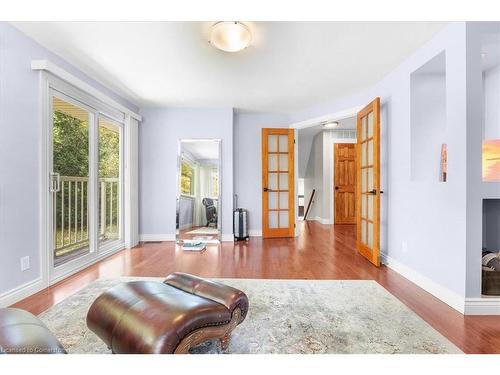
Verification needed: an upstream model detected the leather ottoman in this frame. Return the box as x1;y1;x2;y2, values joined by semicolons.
86;273;248;354
0;308;66;354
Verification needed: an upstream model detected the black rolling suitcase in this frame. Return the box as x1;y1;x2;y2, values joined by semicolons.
233;208;249;241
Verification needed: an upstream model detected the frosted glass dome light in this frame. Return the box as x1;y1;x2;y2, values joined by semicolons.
209;22;252;52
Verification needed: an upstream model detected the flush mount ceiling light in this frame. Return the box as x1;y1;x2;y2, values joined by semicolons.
209;21;252;52
323;121;340;129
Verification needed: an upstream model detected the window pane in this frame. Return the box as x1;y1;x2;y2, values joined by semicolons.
268;173;278;190
269;192;278;209
278;135;288;152
52;97;90;266
98;117;121;245
279;173;288;190
269;211;278;228
367;112;374;138
279;192;289;209
361;142;367;166
279;211;289;228
367;194;373;221
268;135;278;152
367;167;373;192
268;154;278;171
367;222;374;248
361;219;367;244
368;140;373;165
361;168;367;193
279;155;288;171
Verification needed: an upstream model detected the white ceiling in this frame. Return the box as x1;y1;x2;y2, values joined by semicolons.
13;22;445;113
182;140;219;161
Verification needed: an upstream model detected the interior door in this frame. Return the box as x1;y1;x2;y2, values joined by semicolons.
334;143;356;224
262;128;295;238
356;98;381;266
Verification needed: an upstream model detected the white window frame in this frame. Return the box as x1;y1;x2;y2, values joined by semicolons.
39;71;134;285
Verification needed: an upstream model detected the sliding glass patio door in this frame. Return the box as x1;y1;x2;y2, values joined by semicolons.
49;89;123;281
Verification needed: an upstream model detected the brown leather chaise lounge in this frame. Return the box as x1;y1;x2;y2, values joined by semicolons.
0;308;66;354
87;272;249;354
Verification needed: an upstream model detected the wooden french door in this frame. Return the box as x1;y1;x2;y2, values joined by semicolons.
334;144;356;224
262;128;295;238
356;98;381;266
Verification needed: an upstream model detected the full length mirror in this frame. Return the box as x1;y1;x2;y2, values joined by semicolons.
176;139;221;249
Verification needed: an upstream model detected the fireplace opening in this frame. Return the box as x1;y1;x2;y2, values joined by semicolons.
482;199;500;295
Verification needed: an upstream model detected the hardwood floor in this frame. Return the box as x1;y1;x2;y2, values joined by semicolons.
12;221;500;354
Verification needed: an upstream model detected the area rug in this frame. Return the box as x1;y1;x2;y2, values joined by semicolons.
38;278;462;354
186;227;218;235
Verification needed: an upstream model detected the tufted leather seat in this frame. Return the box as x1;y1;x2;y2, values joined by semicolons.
86;273;248;354
0;308;66;354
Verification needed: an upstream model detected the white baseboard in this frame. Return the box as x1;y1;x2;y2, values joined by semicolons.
464;298;500;315
311;216;331;225
140;233;235;242
381;254;465;314
249;230;262;237
221;234;234;242
0;277;46;308
139;234;176;242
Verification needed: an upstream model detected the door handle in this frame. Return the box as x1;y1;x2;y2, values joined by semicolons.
263;187;269;192
50;172;60;193
368;189;377;195
335;186;339;190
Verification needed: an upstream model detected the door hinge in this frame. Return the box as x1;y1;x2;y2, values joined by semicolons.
294;139;296;144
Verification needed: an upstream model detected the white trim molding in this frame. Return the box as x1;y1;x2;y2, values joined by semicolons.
0;278;45;308
140;234;234;242
221;234;235;242
381;254;465;314
249;229;262;237
310;216;331;225
140;234;176;242
31;60;141;121
464;298;500;315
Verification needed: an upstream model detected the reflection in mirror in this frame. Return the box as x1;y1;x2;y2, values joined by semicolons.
176;139;221;250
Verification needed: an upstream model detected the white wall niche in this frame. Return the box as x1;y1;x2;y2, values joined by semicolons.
410;51;447;182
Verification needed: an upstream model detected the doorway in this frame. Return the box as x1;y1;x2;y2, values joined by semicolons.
261;128;295;238
334;143;356;224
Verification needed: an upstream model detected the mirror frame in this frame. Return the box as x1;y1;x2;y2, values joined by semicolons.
175;138;222;243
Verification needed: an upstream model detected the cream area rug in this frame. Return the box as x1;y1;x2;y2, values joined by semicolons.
38;278;462;354
186;227;219;235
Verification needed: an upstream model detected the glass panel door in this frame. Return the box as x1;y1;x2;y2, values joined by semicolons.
51;95;92;267
49;90;125;281
356;98;381;266
98;116;123;248
262;129;295;238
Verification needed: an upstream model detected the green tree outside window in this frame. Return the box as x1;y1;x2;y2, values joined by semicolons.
180;161;194;195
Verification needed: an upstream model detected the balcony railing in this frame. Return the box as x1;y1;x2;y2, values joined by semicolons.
53;176;119;260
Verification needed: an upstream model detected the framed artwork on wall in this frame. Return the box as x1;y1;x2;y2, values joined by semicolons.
483;139;500;182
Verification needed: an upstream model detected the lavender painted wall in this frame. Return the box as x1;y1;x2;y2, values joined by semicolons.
138;107;233;238
233;112;291;234
0;22;137;296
